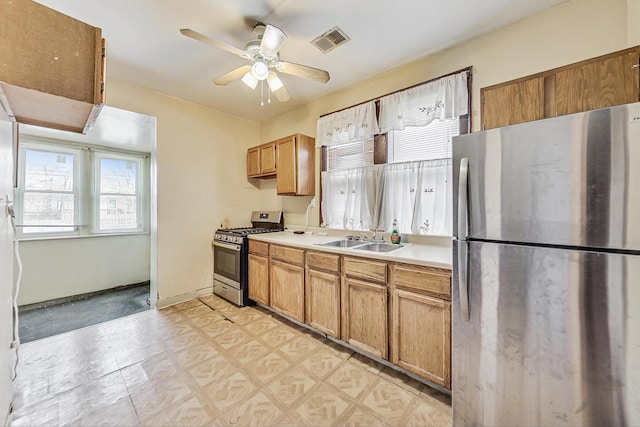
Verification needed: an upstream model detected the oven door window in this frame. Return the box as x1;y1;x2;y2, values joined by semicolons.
214;243;241;283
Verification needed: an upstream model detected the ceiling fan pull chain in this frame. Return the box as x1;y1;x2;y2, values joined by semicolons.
268;85;271;104
261;80;264;106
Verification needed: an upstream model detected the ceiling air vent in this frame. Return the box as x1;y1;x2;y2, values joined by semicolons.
311;26;350;54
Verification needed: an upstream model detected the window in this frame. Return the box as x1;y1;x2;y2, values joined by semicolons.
387;118;458;163
326;138;374;171
96;154;144;232
16;139;149;238
319;69;470;236
19;146;80;235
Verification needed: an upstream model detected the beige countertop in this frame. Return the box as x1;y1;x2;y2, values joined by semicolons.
248;231;453;270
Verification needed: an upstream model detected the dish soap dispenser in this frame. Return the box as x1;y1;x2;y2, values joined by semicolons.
390;219;401;244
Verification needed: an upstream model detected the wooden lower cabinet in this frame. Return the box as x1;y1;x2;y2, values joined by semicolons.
305;268;340;338
341;277;388;359
270;259;305;322
248;253;269;305
391;288;451;389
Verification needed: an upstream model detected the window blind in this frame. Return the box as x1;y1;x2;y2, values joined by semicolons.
327;137;374;171
388;119;458;163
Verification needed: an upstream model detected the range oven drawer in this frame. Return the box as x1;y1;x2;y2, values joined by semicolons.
213;280;243;306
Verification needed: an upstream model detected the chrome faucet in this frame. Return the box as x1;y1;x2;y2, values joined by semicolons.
364;229;385;243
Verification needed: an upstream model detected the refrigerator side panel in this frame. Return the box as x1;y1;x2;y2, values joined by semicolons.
452;240;640;427
453;102;640;251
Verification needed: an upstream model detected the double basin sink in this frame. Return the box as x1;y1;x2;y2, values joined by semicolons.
316;239;404;253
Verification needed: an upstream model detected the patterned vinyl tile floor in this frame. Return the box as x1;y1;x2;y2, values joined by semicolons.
11;294;452;426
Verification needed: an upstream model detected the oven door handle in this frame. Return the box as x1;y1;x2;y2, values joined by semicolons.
212;241;242;251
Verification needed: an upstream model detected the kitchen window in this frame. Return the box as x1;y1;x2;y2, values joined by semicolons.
318;68;470;236
16;139;149;238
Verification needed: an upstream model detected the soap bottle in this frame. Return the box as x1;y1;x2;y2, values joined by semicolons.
390;219;401;244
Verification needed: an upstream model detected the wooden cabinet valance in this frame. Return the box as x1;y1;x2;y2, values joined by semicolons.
481;46;640;130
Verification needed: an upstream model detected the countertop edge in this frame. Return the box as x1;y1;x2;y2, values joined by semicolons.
248;232;452;270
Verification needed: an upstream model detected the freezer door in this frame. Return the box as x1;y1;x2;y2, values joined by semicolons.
452;240;640;427
453;102;640;251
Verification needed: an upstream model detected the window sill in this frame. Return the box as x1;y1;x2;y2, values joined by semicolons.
18;231;150;242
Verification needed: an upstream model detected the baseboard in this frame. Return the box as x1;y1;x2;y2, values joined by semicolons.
157;286;213;309
18;281;151;313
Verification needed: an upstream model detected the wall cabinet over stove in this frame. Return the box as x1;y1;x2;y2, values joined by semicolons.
246;133;315;196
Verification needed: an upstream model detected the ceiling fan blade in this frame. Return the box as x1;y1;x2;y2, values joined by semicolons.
267;71;290;102
213;65;252;85
260;24;287;57
180;28;246;57
276;61;330;83
273;85;291;103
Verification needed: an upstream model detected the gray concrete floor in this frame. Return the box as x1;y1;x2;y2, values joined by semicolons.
18;283;150;343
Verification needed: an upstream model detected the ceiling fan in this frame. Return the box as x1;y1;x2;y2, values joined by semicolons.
180;23;330;104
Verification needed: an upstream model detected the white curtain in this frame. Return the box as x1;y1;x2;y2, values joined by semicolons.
321;166;381;230
378;71;468;133
376;159;452;235
316;101;380;147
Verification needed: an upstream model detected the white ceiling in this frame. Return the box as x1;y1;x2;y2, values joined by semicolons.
35;0;565;123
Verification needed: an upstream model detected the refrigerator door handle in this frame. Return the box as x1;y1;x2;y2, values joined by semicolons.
458;157;470;321
458;157;469;239
458;240;470;321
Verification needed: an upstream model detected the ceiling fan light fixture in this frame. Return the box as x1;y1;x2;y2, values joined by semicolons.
241;71;258;89
251;61;269;80
260;25;287;57
267;72;283;91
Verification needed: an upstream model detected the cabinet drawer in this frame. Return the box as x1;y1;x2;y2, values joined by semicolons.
249;240;269;256
343;257;387;283
270;244;305;265
307;251;340;273
391;263;451;299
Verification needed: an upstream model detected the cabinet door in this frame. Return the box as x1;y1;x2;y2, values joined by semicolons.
276;136;297;194
482;77;544;130
248;254;269;305
247;146;260;177
555;50;640;116
270;259;305;322
305;269;340;337
260;142;276;175
342;277;388;359
391;289;451;388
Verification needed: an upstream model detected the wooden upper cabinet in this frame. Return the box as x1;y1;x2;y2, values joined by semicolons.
482;78;544;130
247;147;261;177
260;142;277;175
0;0;106;133
276;134;315;196
481;46;640;130
247;142;276;178
554;49;640;116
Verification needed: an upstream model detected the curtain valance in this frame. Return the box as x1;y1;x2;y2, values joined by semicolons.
378;71;468;133
316;101;380;147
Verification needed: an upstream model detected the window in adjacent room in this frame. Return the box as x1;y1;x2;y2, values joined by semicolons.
18;145;81;235
95;154;144;232
16;139;149;238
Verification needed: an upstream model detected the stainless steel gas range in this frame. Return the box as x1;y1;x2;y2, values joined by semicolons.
212;211;283;306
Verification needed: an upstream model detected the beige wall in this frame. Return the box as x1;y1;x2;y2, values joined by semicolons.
106;79;261;305
17;235;150;305
258;0;633;227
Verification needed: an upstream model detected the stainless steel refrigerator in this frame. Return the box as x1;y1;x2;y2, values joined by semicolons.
452;102;640;426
